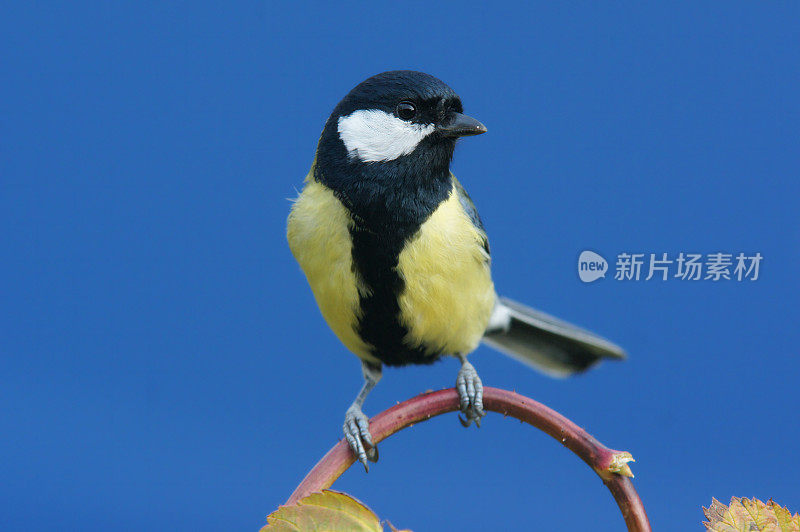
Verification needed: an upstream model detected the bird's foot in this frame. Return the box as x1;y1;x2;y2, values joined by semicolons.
456;359;485;427
343;405;378;472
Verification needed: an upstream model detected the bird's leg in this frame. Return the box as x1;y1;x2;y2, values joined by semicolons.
343;360;382;472
455;353;485;428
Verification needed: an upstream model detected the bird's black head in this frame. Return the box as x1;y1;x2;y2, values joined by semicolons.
314;71;486;228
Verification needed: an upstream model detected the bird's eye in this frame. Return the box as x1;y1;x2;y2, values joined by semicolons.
396;102;416;121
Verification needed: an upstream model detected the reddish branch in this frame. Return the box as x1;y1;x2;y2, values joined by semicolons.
285;387;650;532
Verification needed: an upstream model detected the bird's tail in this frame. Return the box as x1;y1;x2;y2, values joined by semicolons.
482;296;626;377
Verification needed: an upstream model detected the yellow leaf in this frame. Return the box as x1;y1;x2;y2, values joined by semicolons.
262;490;410;532
703;497;800;532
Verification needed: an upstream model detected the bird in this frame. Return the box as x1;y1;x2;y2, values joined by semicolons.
287;70;625;471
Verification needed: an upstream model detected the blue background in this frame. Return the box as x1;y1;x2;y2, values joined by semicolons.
2;2;798;530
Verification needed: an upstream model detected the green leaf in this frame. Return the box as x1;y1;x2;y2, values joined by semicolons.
262;490;410;532
703;497;800;532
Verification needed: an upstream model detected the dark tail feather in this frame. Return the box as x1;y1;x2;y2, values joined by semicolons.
482;296;626;377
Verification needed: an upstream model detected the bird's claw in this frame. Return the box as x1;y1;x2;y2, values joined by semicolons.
456;359;485;428
458;413;482;428
343;405;378;472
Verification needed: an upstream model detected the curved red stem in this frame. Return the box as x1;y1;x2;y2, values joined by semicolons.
285;387;650;532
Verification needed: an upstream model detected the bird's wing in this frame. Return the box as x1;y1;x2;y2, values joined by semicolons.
452;174;490;257
483;296;626;377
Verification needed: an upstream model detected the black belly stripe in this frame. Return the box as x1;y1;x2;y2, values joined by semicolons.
349;225;438;366
346;174;457;366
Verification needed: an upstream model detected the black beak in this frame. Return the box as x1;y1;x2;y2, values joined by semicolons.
437;112;487;138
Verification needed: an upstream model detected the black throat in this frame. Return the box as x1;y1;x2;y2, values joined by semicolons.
315;132;455;366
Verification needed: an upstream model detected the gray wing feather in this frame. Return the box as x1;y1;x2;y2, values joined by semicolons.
452;176;490;256
483;296;626;377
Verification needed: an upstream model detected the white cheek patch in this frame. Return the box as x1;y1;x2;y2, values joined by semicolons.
337;109;435;163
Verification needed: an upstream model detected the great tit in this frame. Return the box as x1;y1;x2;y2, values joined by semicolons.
287;71;625;471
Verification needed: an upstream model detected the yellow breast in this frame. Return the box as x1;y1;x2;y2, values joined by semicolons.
396;182;496;356
286;175;377;363
288;171;496;362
